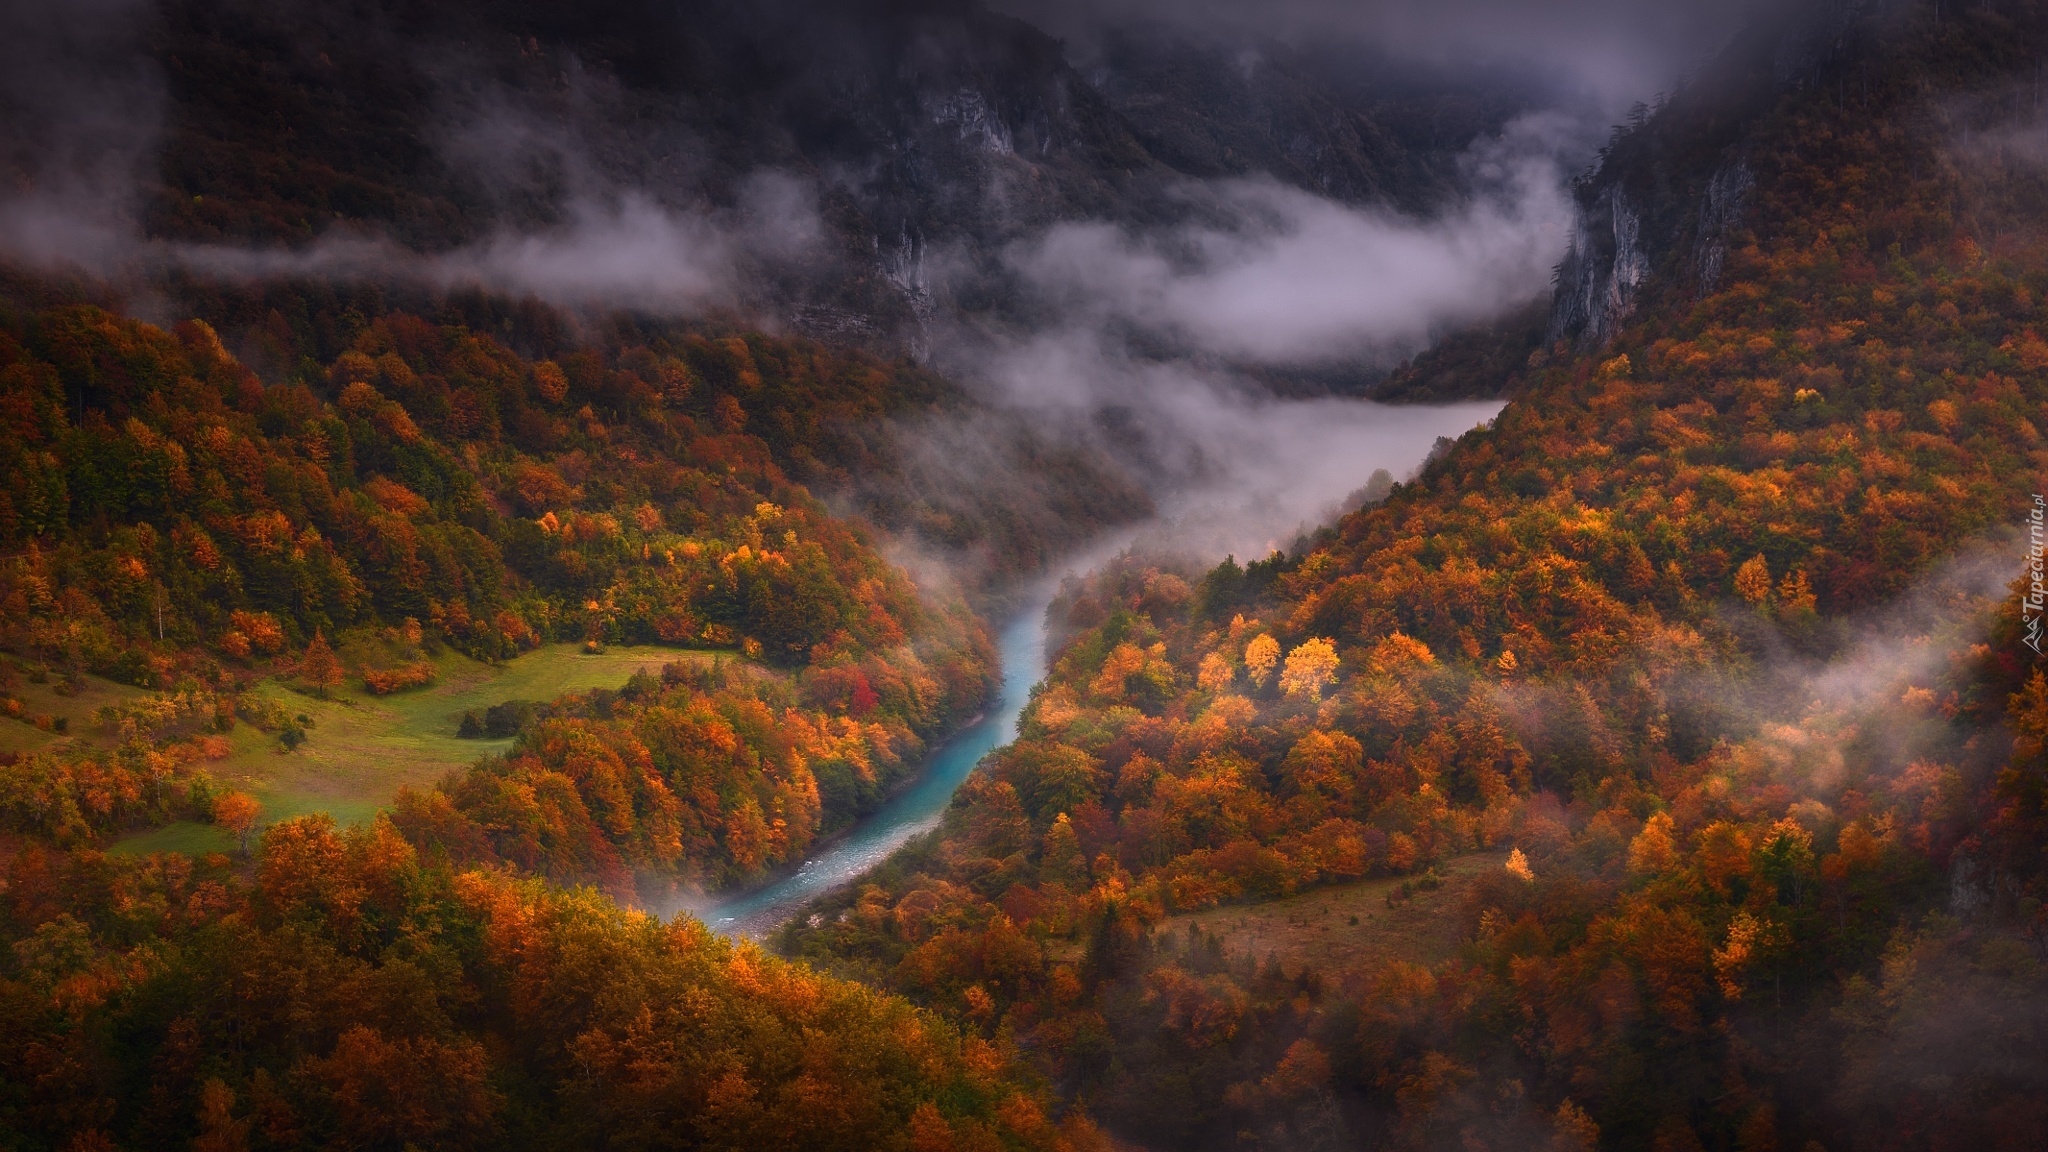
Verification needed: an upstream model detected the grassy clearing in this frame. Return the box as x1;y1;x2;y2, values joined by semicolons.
0;672;153;757
109;642;719;856
1143;851;1509;978
110;819;238;857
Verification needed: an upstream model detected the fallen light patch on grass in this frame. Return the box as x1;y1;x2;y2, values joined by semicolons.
110;643;719;856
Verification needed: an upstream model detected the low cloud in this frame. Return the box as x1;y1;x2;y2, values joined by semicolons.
918;323;1500;577
0;10;821;319
0;0;160;273
166;174;821;315
0;180;819;318
1003;113;1580;368
893;113;1565;573
0;193;139;275
1630;535;2023;797
1135;390;1501;562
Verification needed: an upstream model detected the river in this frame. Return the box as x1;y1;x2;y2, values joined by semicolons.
697;397;1503;938
702;583;1055;938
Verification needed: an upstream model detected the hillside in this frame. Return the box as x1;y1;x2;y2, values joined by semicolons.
0;816;1107;1152
0;0;1561;586
0;291;1020;895
0;258;1120;1152
12;0;2048;1150
0;2;1584;1149
780;3;2048;1149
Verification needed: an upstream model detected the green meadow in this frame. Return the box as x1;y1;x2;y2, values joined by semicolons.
105;643;711;857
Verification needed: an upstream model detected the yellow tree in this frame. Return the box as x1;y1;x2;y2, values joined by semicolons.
534;360;569;403
1734;554;1772;605
1279;638;1339;701
1550;1099;1600;1152
1777;568;1817;617
1245;634;1280;688
1628;811;1679;874
191;1079;250;1152
1041;812;1086;886
1197;651;1236;693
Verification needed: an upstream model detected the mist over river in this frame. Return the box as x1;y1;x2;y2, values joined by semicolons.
696;398;1502;937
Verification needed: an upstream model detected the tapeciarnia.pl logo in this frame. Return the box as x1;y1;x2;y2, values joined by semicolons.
2028;494;2046;656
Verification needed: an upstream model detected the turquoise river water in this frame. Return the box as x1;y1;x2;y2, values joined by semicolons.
703;584;1054;938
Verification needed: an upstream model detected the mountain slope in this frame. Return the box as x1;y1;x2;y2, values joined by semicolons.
0;289;1018;897
782;4;2048;1148
0;816;1108;1152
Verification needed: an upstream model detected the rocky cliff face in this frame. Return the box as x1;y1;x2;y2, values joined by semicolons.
1547;156;1756;350
122;0;1539;356
1547;183;1649;349
1542;3;1887;350
1691;160;1757;293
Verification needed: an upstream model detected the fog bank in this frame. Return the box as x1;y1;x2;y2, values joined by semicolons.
1002;113;1579;368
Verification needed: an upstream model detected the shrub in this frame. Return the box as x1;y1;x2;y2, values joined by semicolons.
362;662;437;695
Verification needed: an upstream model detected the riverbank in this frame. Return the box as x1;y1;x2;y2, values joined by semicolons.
693;584;1056;938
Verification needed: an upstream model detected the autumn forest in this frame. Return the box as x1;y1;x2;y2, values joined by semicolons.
5;0;2048;1150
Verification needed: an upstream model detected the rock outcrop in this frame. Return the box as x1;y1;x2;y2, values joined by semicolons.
1548;183;1650;349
